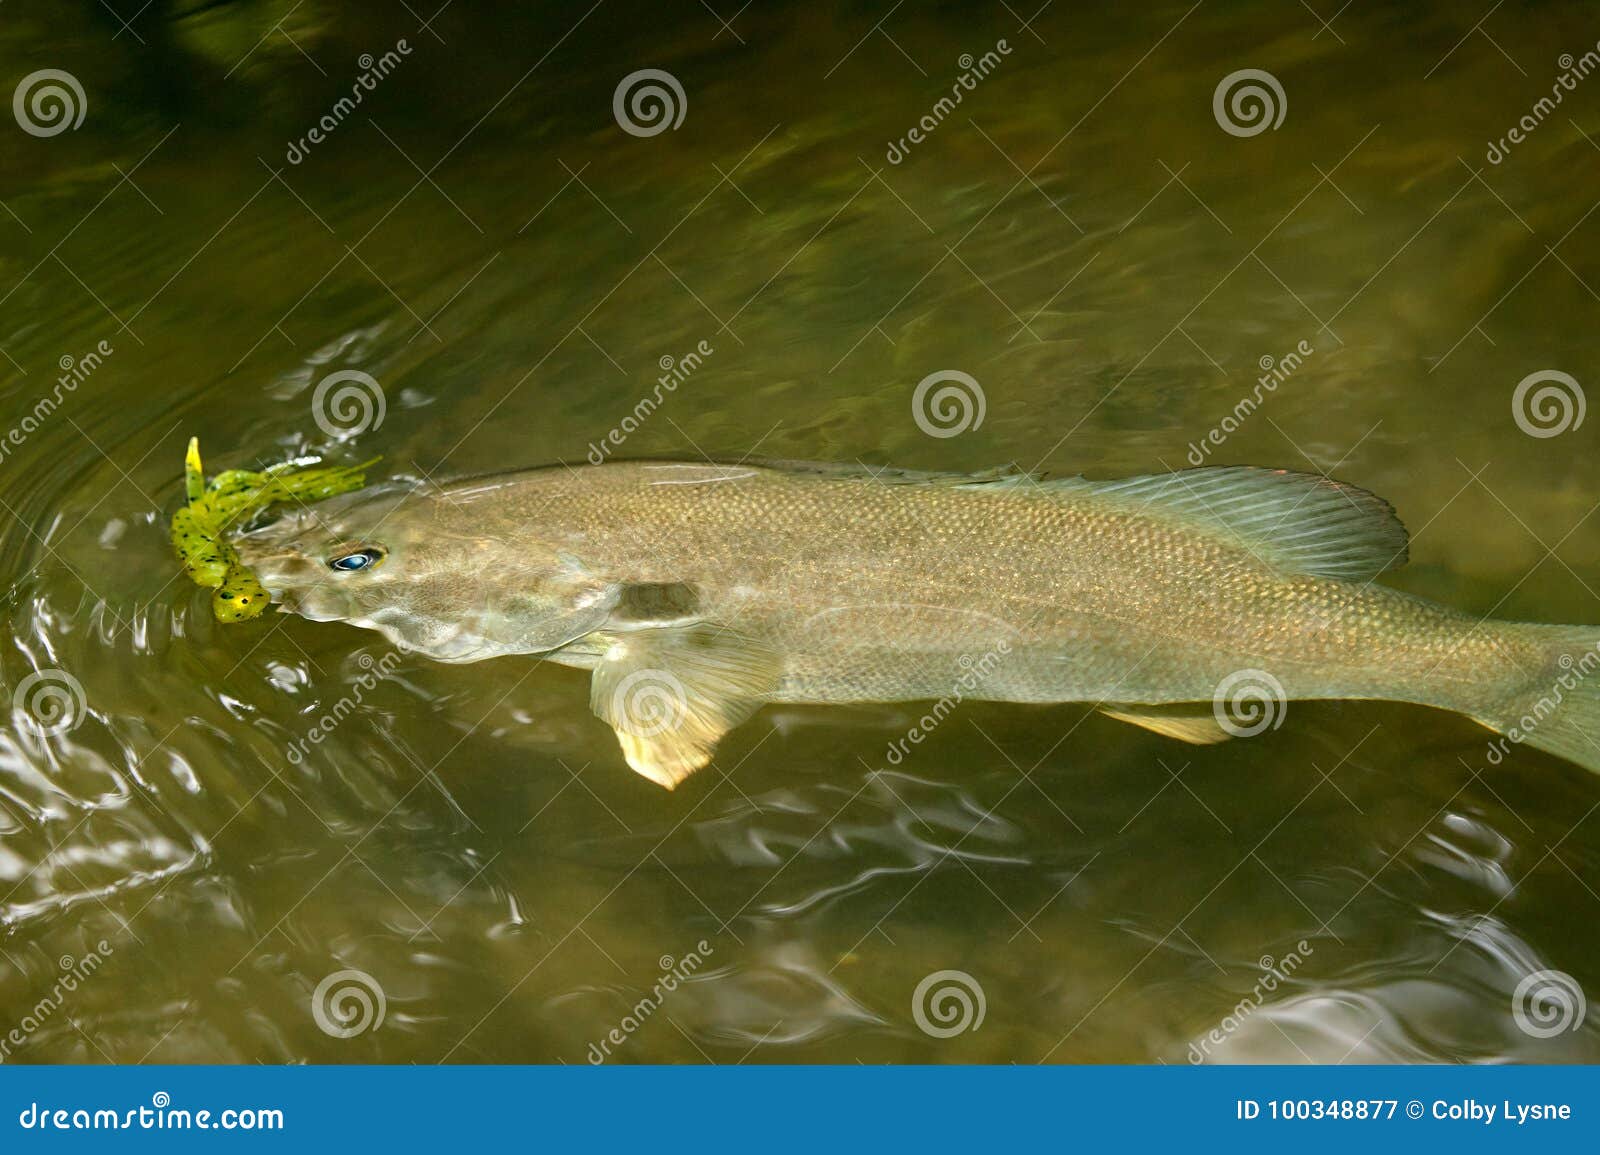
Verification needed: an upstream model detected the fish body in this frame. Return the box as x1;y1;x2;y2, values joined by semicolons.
236;460;1600;788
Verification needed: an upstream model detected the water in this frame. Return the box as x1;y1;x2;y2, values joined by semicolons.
2;0;1599;1063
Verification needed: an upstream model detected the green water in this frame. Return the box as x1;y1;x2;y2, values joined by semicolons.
2;0;1599;1063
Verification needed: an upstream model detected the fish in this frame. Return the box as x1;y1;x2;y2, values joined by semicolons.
233;459;1600;789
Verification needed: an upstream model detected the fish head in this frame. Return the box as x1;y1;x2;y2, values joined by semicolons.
234;480;617;661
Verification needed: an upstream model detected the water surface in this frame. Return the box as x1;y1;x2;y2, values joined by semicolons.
2;0;1599;1063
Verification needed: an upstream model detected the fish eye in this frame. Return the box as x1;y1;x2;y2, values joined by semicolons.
328;547;385;573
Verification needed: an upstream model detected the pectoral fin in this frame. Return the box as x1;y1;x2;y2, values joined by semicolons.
1100;705;1234;745
589;624;780;789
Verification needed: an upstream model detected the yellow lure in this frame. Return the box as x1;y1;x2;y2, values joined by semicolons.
170;437;375;623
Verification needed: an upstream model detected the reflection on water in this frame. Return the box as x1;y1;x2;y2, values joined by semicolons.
2;0;1599;1062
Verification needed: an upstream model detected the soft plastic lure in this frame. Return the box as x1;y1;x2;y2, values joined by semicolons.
170;437;375;622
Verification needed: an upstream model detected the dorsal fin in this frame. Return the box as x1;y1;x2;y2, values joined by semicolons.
1060;466;1410;581
748;459;1408;582
745;458;1028;487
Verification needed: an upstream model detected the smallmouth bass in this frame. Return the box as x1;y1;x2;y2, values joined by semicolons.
234;459;1600;789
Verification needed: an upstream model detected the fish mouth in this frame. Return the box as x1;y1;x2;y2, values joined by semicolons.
229;536;348;622
270;587;350;623
254;577;350;623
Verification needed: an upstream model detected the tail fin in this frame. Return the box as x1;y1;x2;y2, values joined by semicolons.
1480;629;1600;774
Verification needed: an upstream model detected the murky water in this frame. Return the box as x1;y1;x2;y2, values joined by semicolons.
2;0;1599;1063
